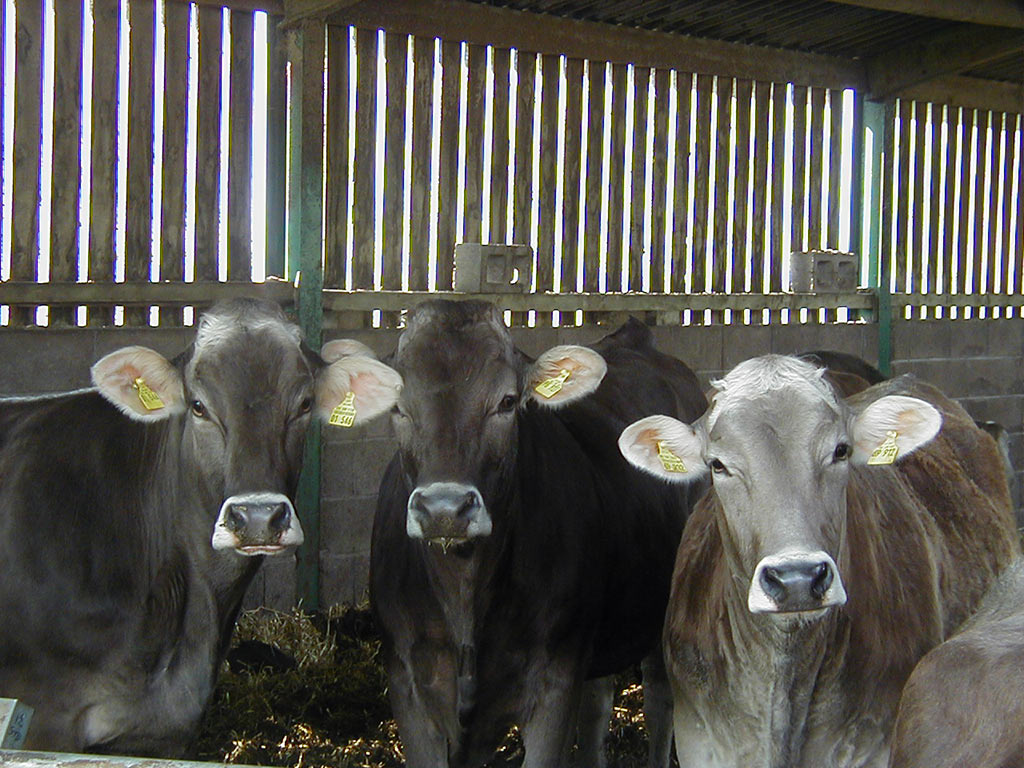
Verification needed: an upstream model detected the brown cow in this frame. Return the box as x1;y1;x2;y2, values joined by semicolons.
618;355;1020;768
889;555;1024;768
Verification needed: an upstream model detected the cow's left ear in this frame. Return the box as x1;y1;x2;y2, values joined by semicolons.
619;414;708;483
850;395;942;465
317;351;403;427
526;345;607;408
91;346;186;422
321;338;377;363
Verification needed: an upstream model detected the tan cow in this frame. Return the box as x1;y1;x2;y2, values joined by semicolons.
618;355;1020;768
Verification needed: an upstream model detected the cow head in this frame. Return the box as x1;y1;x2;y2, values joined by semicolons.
91;298;402;557
391;300;606;551
619;355;941;619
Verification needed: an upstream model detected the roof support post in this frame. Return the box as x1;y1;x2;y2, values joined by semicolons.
287;19;326;611
862;98;891;376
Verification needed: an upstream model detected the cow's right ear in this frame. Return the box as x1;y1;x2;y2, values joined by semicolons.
317;352;403;427
321;338;377;363
91;346;186;422
526;345;607;408
618;415;707;483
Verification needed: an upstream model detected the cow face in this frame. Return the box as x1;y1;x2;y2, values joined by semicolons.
91;299;402;557
619;355;940;619
391;301;605;551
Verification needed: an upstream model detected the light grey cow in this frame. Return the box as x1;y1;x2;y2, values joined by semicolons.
618;355;1019;768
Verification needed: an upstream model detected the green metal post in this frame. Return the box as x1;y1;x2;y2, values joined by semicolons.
287;20;326;611
862;99;892;377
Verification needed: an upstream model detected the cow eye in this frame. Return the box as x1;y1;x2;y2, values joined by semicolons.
709;458;728;475
497;394;518;413
190;400;207;418
833;443;852;462
298;397;313;415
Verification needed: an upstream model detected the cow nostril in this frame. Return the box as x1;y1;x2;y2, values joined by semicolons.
268;503;290;534
227;507;247;532
761;566;785;602
457;491;480;518
810;561;833;600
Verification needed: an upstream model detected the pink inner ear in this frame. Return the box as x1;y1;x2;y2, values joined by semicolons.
348;371;374;397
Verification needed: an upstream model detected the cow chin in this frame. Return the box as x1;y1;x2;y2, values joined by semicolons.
747;550;847;617
211;492;305;556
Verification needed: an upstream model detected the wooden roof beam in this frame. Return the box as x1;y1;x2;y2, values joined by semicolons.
826;0;1024;29
866;24;1024;101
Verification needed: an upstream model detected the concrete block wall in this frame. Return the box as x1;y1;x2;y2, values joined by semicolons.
4;316;1022;610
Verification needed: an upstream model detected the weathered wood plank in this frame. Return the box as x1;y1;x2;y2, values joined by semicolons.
49;0;84;325
827;88;844;250
0;279;295;306
87;0;120;324
228;9;254;283
670;71;692;295
690;73;714;302
766;81;785;294
196;6;223;283
266;13;288;277
408;35;432;291
324;23;350;289
582;60;605;296
351;27;377;291
910;100;927;304
1015;116;1024;306
649;68;670;294
731;79;751;298
711;76;731;303
939;105;960;303
895;99;912;301
628;66;650;294
927;102;944;316
955;108;975;306
536;53;559;323
11;0;43;326
879;101;896;295
982;110;1001;313
790;84;808;256
807;86;826;251
381;31;407;325
489;46;511;244
971;110;990;314
435;39;460;290
561;57;583;298
160;1;190;325
510;49;535;323
605;63;628;293
998;114;1017;305
462;42;486;245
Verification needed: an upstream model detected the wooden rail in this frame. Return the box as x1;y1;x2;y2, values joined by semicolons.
1;750;258;768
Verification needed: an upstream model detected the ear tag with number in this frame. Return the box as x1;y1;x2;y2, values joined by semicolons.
329;391;357;428
132;377;165;411
656;441;688;473
535;369;572;399
867;430;900;466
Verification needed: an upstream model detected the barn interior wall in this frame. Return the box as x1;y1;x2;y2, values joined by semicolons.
2;317;1021;609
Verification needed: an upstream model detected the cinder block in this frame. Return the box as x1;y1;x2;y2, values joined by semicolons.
242;553;298;611
950;320;988;358
891;320;951;360
320;552;371;606
789;250;858;292
322;437;398;499
651;325;723;372
956;396;1024;431
0;330;98;394
321;496;377;556
770;323;835;356
985;318;1024;357
454;244;533;293
722;324;772;368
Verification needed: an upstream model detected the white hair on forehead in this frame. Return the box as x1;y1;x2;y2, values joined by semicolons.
194;311;302;353
707;354;839;429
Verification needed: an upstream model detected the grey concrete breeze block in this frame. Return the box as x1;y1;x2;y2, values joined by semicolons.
454;244;534;293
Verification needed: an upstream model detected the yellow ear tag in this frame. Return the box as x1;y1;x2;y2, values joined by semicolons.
329;391;357;428
656;441;687;473
867;430;900;466
132;377;165;411
535;369;572;399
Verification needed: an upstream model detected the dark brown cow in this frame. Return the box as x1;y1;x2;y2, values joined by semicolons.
619;355;1019;768
889;556;1024;768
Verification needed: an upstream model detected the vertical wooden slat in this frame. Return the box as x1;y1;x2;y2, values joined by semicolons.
711;76;731;306
955;108;975;306
195;6;222;283
1015;116;1024;305
690;73;714;305
125;0;155;326
749;82;765;294
536;52;559;323
895;99;912;303
324;24;350;290
510;49;535;325
767;81;785;295
11;0;43;325
489;47;511;244
983;111;1001;310
463;43;486;245
670;71;692;295
160;1;190;325
561;57;583;299
606;63;628;293
351;27;377;291
970;110;989;313
582;60;604;296
381;32;406;326
790;84;808;257
910;100;927;308
807;87;826;252
826;89;844;251
927;103;944;317
940;106;960;303
88;0;120;324
408;35;432;291
265;13;287;278
435;40;460;290
880;101;896;296
649;68;670;294
998;113;1016;305
228;9;253;283
627;66;649;294
49;0;84;325
729;79;751;301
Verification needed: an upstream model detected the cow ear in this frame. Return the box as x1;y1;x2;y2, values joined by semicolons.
851;395;942;465
91;346;186;422
317;353;403;427
321;338;377;363
618;415;707;483
527;345;607;408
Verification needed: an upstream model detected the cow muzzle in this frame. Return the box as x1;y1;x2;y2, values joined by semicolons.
211;492;304;556
406;482;492;551
748;550;846;615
